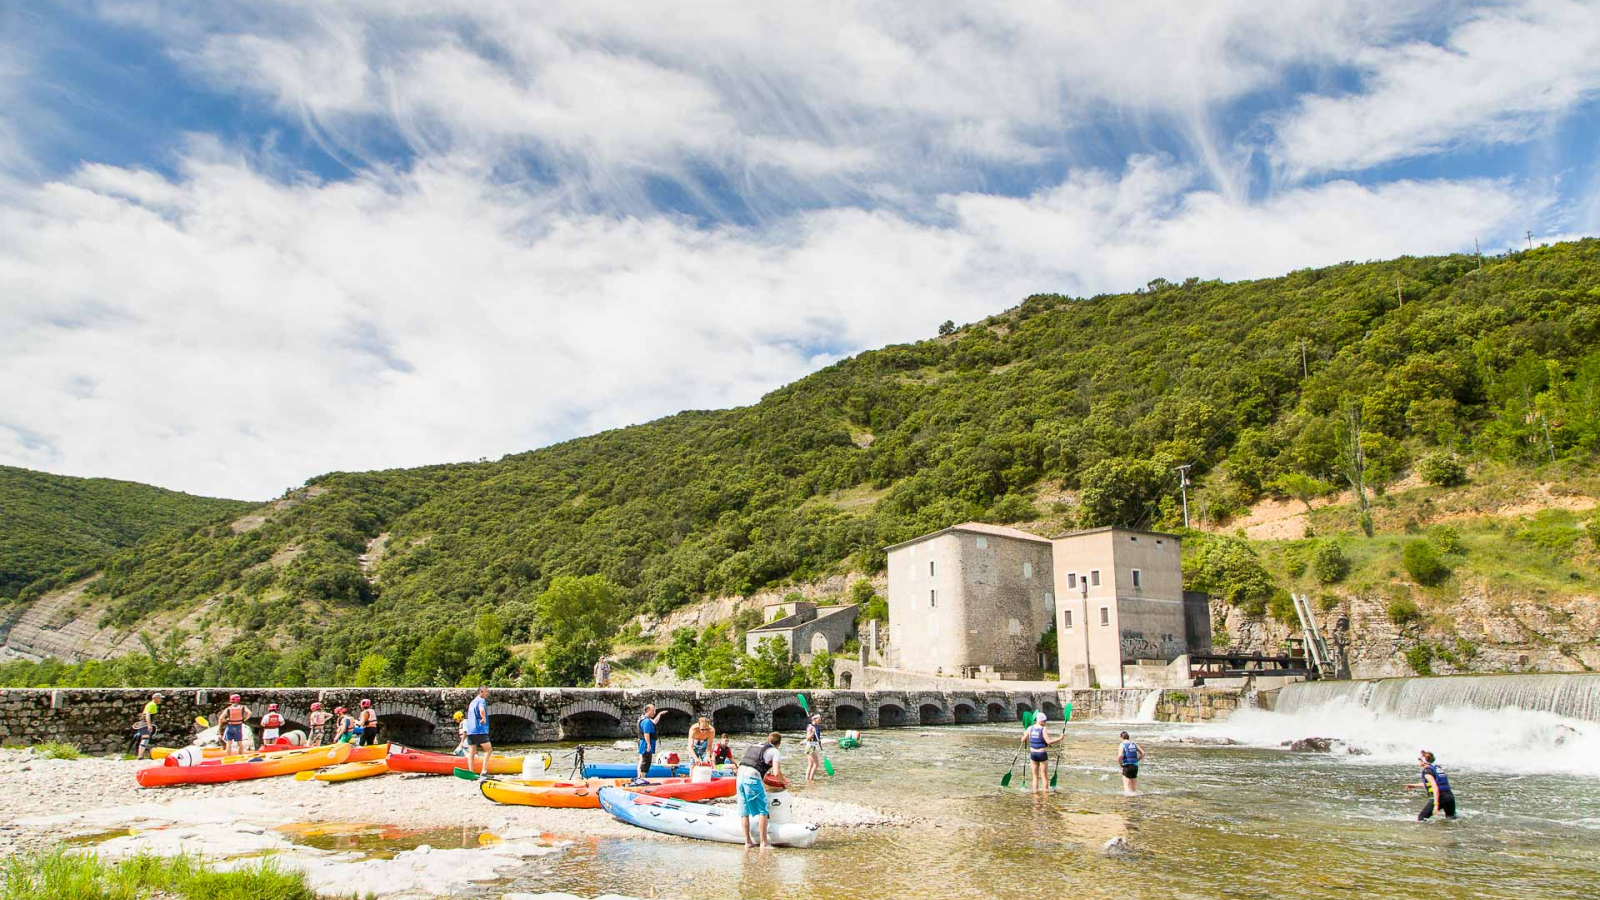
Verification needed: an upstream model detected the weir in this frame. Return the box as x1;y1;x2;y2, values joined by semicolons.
1274;673;1600;722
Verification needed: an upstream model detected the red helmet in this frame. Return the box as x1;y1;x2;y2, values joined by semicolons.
310;702;322;711
267;703;279;711
334;706;347;714
360;699;372;708
229;694;241;702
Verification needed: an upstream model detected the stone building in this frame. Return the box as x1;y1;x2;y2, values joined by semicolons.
743;602;859;662
884;522;1056;678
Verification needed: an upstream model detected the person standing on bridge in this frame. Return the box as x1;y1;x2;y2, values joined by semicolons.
1118;731;1145;795
463;686;494;776
593;655;612;687
635;704;666;783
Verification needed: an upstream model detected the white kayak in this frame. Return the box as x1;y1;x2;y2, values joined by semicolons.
596;786;819;848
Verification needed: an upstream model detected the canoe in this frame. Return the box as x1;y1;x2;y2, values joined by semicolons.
152;741;299;761
312;759;388;782
582;763;689;779
136;743;351;788
158;742;387;766
596;786;818;848
479;776;736;809
387;748;526;776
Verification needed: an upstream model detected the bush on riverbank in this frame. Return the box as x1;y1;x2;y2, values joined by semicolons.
0;850;334;900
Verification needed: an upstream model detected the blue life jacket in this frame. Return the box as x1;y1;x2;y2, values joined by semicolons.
1027;724;1048;749
1423;764;1452;794
806;723;823;743
1120;741;1140;766
638;716;657;754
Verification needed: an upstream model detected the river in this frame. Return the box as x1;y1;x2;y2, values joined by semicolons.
449;684;1600;900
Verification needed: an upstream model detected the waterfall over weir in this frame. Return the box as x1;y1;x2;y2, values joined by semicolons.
1275;674;1600;722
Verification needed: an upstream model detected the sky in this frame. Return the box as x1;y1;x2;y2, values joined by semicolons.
1;0;1597;500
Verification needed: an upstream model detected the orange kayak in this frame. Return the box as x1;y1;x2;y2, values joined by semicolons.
479;776;737;808
387;748;525;776
152;741;302;761
137;743;352;787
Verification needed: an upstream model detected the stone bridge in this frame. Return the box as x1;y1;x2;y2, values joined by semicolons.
0;686;1085;754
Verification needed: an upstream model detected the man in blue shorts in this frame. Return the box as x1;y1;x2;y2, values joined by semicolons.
737;732;786;850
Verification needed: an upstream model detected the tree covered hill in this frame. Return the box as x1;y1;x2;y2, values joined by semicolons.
0;466;254;600
4;240;1599;687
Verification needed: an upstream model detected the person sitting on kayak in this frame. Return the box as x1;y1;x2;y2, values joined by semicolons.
737;732;787;850
803;714;825;783
308;702;332;746
635;704;666;784
1020;713;1062;793
1407;750;1458;821
463;686;494;776
688;716;715;764
131;692;163;760
712;733;734;766
357;699;380;746
332;707;356;743
452;710;468;756
1118;731;1145;796
260;703;285;746
218;695;252;755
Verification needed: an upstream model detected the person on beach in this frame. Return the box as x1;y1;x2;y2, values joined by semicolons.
357;699;380;746
712;732;734;766
803;714;825;783
308;702;332;746
688;716;715;764
218;695;252;755
1118;731;1145;795
635;704;666;783
463;687;493;776
332;706;356;743
260;703;284;746
452;711;468;756
131;692;162;759
738;732;787;850
593;655;612;687
1020;713;1062;793
1407;750;1458;821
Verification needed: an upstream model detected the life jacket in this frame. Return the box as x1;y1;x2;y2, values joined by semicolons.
806;723;823;743
226;704;246;725
310;711;330;727
1423;764;1452;795
713;742;732;763
359;709;377;728
740;741;777;776
1027;724;1048;750
637;717;656;754
1120;741;1140;766
337;714;355;734
262;712;283;729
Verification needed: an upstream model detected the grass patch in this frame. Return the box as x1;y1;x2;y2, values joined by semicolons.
36;743;82;760
0;850;336;900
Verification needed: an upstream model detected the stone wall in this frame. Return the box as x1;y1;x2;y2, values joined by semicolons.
1152;687;1246;723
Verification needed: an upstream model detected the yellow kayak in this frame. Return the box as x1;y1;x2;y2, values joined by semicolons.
312;759;389;782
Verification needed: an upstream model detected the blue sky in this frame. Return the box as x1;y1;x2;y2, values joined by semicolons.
2;0;1597;498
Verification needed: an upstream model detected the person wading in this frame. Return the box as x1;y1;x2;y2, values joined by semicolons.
1407;750;1459;821
635;704;667;783
737;732;787;850
260;703;285;746
1020;713;1062;793
463;687;493;776
131;692;163;760
1118;731;1145;796
688;716;715;764
218;695;252;755
357;699;380;746
308;702;332;746
802;714;825;783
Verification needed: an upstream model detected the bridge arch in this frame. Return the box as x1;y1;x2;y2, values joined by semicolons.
489;703;543;743
770;702;807;733
558;698;624;740
707;698;758;735
371;701;444;747
834;702;867;729
951;696;983;725
877;701;908;728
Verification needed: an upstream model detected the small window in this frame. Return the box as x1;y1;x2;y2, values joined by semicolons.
1044;592;1054;611
1063;609;1073;629
1100;607;1110;626
1155;539;1164;546
930;589;937;608
1067;573;1077;589
1023;561;1033;579
1090;570;1101;587
1130;536;1138;542
929;560;935;577
1132;569;1142;588
976;536;988;550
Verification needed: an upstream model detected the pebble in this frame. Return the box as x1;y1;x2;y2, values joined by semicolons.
1101;836;1133;857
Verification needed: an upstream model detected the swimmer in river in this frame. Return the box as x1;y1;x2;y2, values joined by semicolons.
1118;731;1145;796
1405;750;1458;820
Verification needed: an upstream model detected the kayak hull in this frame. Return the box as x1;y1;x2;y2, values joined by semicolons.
480;776;736;808
313;759;388;782
136;744;351;787
596;786;818;848
582;764;688;779
388;749;526;776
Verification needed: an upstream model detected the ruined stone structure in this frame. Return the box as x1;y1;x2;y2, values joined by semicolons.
743;602;859;662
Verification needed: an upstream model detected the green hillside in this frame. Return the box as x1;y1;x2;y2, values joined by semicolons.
3;240;1599;688
0;466;255;600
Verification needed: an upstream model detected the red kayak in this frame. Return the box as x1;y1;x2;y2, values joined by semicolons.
137;744;351;787
386;748;527;776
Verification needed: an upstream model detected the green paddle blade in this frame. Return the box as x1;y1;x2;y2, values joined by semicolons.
1000;769;1014;788
1063;701;1073;722
823;756;835;776
1021;710;1035;728
796;693;809;713
452;767;484;781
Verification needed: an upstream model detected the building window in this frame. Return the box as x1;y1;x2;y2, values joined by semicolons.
930;589;937;608
1130;536;1138;542
1155;539;1164;546
929;561;935;577
1044;592;1054;612
1067;573;1077;589
1132;569;1142;588
976;536;988;550
1063;609;1073;629
1090;570;1101;587
1100;607;1110;626
1023;561;1033;579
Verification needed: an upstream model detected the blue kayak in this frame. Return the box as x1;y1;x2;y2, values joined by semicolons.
583;763;689;779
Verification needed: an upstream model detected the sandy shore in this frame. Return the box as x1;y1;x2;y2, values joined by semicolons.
0;748;900;898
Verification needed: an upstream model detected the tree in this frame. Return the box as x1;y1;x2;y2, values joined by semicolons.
1337;404;1374;536
1187;535;1276;615
1418;451;1467;487
746;636;794;689
1273;473;1335;514
938;320;956;336
1077;457;1169;528
529;575;627;686
661;627;703;680
699;641;753;688
352;653;392;687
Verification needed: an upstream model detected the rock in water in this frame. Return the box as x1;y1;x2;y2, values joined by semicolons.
1283;737;1334;752
1101;836;1133;857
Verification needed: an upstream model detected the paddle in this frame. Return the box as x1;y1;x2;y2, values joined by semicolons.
1049;702;1072;789
795;694;835;776
194;716;210;728
453;767;489;781
1002;710;1037;789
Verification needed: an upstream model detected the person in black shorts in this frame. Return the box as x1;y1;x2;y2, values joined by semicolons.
1408;750;1458;820
1118;731;1145;795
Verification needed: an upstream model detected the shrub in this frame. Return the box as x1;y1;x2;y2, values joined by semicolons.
1311;541;1350;584
37;742;81;760
1588;514;1600;549
1187;535;1277;614
1431;525;1466;555
1418;451;1467;487
1510;509;1583;553
1402;540;1450;586
1387;595;1423;626
1404;644;1434;675
1267;590;1298;624
1315;593;1340;613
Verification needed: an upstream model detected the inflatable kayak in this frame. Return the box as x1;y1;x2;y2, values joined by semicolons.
387;748;526;776
582;763;689;779
312;759;388;782
480;776;736;808
596;786;818;848
137;743;351;788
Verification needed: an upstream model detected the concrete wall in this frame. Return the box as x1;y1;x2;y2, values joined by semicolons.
1054;528;1185;689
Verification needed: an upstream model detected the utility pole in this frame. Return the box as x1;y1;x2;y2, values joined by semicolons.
1475;238;1483;271
1174;464;1193;529
1299;339;1308;378
1396;274;1403;308
1526;230;1534;251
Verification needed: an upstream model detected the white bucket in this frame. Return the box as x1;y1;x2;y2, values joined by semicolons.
690;763;713;783
521;754;542;778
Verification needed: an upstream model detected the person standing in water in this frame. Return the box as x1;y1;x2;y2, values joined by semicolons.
1118;731;1145;795
712;732;735;766
802;714;825;783
687;716;715;764
737;732;787;850
1020;713;1062;792
1407;750;1458;820
635;704;666;783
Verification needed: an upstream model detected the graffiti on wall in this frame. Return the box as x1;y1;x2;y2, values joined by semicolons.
1120;630;1183;661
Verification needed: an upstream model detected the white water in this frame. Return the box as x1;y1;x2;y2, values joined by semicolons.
1210;674;1600;777
1135;689;1161;722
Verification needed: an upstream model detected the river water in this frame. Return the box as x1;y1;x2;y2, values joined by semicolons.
474;696;1600;900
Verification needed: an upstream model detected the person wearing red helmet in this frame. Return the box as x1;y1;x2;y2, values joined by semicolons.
333;706;356;744
260;703;285;746
357;698;380;746
308;702;332;746
217;694;252;756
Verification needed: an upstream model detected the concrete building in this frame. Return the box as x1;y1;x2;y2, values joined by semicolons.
884;523;1056;678
743;603;859;662
1052;527;1196;689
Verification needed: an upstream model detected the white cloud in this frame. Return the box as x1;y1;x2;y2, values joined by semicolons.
1276;0;1600;177
0;150;1542;498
